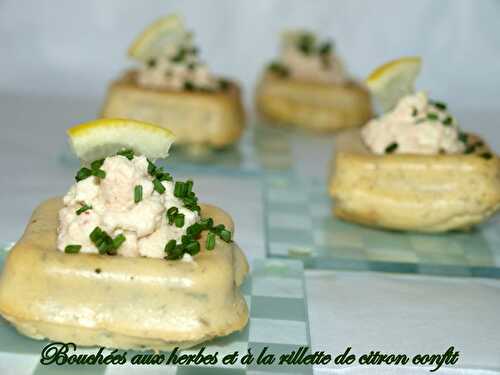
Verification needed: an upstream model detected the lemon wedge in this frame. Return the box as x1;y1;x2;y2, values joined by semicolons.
128;14;188;61
68;118;175;162
366;56;422;112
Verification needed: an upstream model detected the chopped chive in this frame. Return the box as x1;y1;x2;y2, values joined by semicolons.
76;203;92;215
268;62;289;77
297;33;314;55
64;244;81;254
318;41;332;55
385;142;398;154
432;101;447;110
219;229;232;242
75;167;92;182
92;169;106;179
156;171;172;181
185;241;200;255
458;132;468;144
181;235;191;245
427;113;439;121
165;244;184;260
167;207;179;224
147;58;156;68
112;234;126;251
206;232;216;250
199;217;213;230
134;185;143;203
184;81;195;91
174;213;185;228
174;181;186;198
90;226;103;242
187;223;203;237
165;239;177;253
480;152;493;160
464;145;476;154
117;148;134;160
91;159;104;170
411;107;418;117
212;224;225;235
218;79;229;90
147;159;157;175
185;180;193;194
153;179;165;194
443;116;453;126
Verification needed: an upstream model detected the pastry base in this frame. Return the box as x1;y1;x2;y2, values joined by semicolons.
0;198;249;350
329;129;500;232
255;72;372;132
101;70;245;148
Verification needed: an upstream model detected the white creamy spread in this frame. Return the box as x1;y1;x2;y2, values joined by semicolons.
272;31;347;84
361;91;466;155
57;155;199;258
137;36;220;91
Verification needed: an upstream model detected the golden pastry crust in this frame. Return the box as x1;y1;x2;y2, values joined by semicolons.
101;70;245;148
329;129;500;232
255;71;372;132
0;198;249;350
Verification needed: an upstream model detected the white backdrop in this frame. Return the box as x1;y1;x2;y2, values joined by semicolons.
1;0;500;111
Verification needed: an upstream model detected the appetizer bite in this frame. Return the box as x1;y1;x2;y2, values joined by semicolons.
255;30;372;132
329;57;500;232
0;119;249;350
101;15;245;150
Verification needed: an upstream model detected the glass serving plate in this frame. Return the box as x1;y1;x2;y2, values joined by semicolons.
264;174;500;278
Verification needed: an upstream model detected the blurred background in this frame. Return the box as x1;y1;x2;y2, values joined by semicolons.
1;0;500;110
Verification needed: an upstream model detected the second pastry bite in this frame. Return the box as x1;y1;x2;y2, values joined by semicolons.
255;30;372;132
101;15;245;149
329;91;500;232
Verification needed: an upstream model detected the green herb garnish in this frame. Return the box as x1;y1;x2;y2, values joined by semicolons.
91;159;104;170
412;107;418;117
76;203;92;215
89;226;125;255
167;207;179;224
443;116;453;126
153;178;166;194
427;113;439;121
64;244;81;254
458;132;468;144
464;145;476;154
385;143;398;154
218;79;229;90
206;232;216;250
134;185;143;203
431;101;447;110
117;148;134;160
174;213;185;228
297;33;315;54
480;152;493;160
75;167;92;182
318;41;332;55
164;239;177;253
268;62;289;78
184;81;195;91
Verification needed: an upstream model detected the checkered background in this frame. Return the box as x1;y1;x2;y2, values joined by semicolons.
0;252;312;375
264;174;500;278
